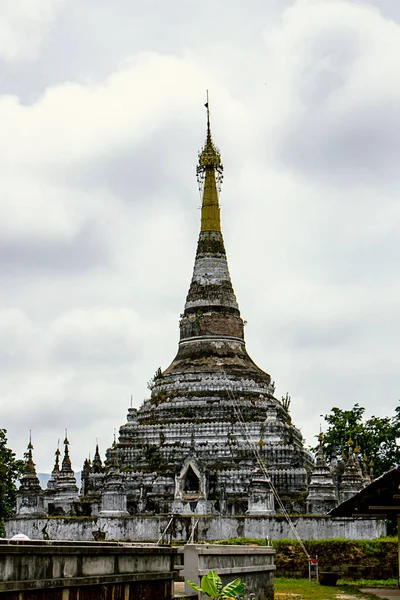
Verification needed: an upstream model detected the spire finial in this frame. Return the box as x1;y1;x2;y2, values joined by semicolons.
92;440;103;473
25;433;37;475
52;439;61;473
205;89;210;133
315;430;326;466
61;431;73;472
197;92;223;233
20;434;41;490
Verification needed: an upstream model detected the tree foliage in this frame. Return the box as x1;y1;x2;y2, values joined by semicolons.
0;429;25;537
319;403;400;477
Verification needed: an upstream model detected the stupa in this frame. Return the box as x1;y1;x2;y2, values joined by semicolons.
78;101;315;516
10;103;385;543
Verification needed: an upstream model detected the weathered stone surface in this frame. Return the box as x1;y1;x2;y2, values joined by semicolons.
0;540;176;600
6;514;386;542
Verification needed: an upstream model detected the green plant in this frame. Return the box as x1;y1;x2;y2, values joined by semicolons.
147;367;163;391
194;309;204;326
145;445;162;471
281;392;291;412
188;570;246;599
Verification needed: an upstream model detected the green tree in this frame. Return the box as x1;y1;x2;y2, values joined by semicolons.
0;429;25;537
319;403;400;477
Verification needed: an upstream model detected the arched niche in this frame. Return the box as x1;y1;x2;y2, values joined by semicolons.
175;459;206;501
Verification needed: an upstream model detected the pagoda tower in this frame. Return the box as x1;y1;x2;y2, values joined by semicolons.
306;432;337;514
111;102;314;515
339;440;364;503
16;435;44;516
44;434;79;515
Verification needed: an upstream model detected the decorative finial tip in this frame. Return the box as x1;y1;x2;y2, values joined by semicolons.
197;93;223;172
205;90;210;126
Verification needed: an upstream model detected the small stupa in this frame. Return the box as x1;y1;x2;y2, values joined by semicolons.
306;432;336;514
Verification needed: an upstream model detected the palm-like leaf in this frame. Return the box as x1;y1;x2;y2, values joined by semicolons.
221;577;246;598
202;570;223;596
187;570;245;600
188;571;223;598
187;579;203;593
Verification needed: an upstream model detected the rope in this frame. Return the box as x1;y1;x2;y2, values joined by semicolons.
220;366;310;561
157;516;174;545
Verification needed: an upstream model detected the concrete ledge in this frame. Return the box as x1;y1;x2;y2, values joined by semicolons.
0;539;174;554
0;571;173;592
196;546;275;555
199;565;276;576
0;539;177;598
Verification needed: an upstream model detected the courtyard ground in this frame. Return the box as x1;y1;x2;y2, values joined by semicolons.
275;578;400;600
174;579;400;599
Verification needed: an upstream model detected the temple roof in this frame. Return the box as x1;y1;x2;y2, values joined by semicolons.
330;466;400;517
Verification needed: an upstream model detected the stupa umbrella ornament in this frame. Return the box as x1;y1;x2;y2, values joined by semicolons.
196;93;224;232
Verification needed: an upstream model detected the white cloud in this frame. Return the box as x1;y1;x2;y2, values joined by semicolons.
2;0;400;472
0;0;65;61
50;307;143;365
264;0;400;183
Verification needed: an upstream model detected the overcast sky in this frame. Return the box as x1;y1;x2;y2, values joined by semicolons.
2;0;400;473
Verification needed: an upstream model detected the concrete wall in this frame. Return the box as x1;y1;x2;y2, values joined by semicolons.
0;539;176;600
6;514;386;542
183;544;275;600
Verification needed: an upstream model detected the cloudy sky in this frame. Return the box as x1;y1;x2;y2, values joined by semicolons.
2;0;400;473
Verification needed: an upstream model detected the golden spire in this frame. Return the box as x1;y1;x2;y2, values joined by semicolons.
197;92;223;232
25;432;36;475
